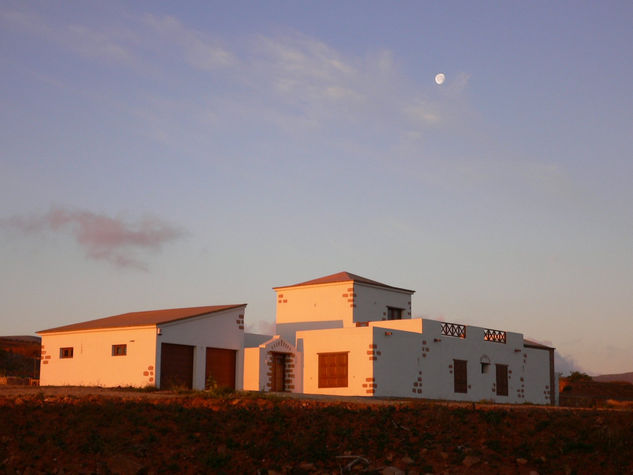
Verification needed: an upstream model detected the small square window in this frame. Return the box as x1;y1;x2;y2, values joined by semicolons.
481;362;490;374
112;344;127;356
60;347;73;359
387;307;403;320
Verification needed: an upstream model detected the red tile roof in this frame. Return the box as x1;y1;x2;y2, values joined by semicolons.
38;304;246;334
273;271;414;293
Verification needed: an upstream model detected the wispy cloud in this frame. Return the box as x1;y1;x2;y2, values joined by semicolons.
0;8;137;66
142;14;235;71
0;6;458;138
1;207;185;270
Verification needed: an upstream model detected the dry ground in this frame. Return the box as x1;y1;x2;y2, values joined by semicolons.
1;386;632;474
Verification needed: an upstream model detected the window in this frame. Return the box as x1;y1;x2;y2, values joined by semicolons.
112;344;127;356
387;307;403;320
496;364;508;396
318;352;348;388
454;359;467;393
60;347;73;359
480;355;491;374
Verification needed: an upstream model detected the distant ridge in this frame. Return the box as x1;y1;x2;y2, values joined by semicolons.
593;372;633;384
0;336;41;343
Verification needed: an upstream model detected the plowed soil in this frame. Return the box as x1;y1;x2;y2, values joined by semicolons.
1;386;632;474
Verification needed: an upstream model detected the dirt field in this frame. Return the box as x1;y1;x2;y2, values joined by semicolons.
1;386;632;474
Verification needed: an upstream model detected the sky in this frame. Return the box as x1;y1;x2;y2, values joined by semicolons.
1;1;632;376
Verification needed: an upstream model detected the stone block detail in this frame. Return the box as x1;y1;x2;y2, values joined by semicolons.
411;371;423;395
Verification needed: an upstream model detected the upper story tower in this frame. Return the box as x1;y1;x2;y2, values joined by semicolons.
273;271;415;343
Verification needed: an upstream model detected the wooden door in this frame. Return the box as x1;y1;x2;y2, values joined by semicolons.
271;352;286;392
453;359;468;393
496;364;508;396
160;343;194;389
205;347;236;390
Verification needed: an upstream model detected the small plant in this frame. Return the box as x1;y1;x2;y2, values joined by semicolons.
566;371;592;382
203;376;235;397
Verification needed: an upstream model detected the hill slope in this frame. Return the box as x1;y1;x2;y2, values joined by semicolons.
593;372;633;384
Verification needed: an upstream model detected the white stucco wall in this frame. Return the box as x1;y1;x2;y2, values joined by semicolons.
371;326;423;397
275;282;353;326
39;326;157;387
353;284;413;323
294;317;553;404
523;346;554;405
243;347;260;391
370;319;423;333
415;319;530;403
157;305;246;390
297;326;374;396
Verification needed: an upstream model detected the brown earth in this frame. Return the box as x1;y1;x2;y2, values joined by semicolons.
1;386;632;474
560;376;633;408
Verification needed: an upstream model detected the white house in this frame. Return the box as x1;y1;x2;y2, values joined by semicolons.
38;304;246;390
244;272;557;405
38;271;556;404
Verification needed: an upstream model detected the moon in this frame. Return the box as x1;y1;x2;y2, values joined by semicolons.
435;73;445;85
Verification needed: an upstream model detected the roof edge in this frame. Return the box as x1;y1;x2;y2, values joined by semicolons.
273;271;415;294
37;303;247;334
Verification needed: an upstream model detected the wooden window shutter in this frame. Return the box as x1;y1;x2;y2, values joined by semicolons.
318;352;348;388
496;364;509;396
454;359;468;393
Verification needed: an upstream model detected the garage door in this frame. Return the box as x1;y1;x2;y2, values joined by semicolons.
160;343;194;389
205;347;236;390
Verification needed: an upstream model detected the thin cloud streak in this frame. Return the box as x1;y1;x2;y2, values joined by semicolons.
142;14;235;71
1;207;185;270
0;7;461;141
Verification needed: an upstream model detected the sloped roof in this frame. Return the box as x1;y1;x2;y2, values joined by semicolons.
273;271;414;293
524;339;554;350
38;304;246;334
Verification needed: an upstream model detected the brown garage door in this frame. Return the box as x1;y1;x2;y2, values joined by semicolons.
160;343;194;389
205;347;236;390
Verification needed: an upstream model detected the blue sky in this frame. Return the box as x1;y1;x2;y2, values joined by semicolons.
1;1;632;375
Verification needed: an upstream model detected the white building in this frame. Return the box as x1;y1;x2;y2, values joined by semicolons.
38;305;246;390
38;271;556;404
244;272;556;405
